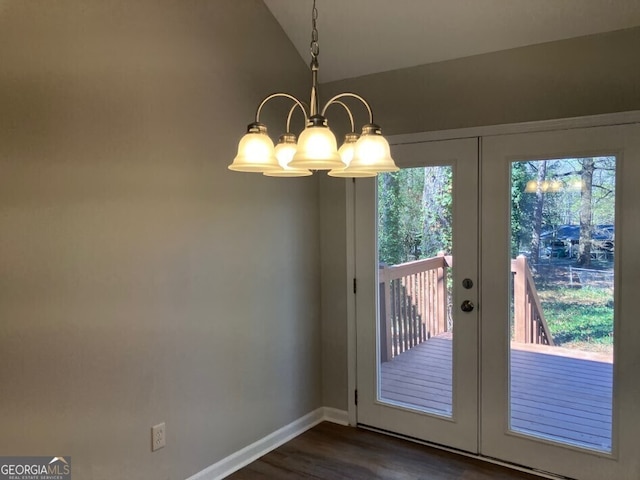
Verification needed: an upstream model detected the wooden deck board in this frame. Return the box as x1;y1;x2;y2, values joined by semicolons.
379;335;613;451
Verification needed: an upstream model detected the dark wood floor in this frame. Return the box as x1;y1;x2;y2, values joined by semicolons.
380;334;613;451
227;422;543;480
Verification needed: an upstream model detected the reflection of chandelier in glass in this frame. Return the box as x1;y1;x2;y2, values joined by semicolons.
228;0;398;178
524;179;583;193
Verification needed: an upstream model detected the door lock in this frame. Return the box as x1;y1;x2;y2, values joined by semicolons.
461;300;475;312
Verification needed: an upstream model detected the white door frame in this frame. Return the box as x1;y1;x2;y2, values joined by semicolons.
480;124;640;479
346;110;640;460
347;109;640;425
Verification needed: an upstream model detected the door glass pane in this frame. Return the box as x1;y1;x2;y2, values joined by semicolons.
509;157;615;452
377;166;453;416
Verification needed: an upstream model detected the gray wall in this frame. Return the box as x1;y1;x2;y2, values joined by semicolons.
0;1;321;479
322;27;640;135
318;27;640;411
319;176;349;409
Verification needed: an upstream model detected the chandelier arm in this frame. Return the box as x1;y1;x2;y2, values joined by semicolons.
321;93;374;124
285;101;309;133
255;93;309;124
322;100;355;133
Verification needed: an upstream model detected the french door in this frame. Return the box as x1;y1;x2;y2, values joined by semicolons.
355;137;479;452
355;124;640;479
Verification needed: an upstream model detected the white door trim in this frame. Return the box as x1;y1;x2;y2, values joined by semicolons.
387;110;640;146
346;109;640;439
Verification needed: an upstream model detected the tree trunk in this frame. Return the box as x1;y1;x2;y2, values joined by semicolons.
577;158;595;266
381;173;404;265
422;168;430;256
531;161;547;262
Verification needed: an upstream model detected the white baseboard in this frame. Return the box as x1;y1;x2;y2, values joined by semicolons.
323;406;349;426
186;407;349;480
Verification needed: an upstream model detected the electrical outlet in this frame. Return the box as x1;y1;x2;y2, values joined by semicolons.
151;422;166;451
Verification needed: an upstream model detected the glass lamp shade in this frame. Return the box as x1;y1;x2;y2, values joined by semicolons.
288;123;344;170
329;133;376;178
347;124;399;173
264;135;312;177
228;124;280;173
338;133;358;166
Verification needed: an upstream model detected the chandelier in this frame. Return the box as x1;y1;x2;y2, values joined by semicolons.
228;0;398;178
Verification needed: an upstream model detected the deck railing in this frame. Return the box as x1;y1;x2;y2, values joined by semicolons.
379;253;553;362
379;252;452;362
511;255;554;346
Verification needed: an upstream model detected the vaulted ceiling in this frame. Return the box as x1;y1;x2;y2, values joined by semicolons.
265;0;640;82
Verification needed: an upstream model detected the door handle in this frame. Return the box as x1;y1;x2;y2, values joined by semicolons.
461;300;475;312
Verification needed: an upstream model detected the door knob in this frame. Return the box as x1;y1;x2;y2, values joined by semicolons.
461;300;475;312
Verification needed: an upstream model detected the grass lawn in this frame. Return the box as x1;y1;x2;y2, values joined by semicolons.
536;285;614;354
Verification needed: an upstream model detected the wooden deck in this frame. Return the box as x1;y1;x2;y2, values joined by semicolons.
380;334;613;452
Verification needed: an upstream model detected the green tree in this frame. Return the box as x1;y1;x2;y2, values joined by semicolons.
510;156;616;265
378;169;425;265
378;166;452;266
421;166;452;257
511;162;536;255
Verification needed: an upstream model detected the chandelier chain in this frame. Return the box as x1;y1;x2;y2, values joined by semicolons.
228;0;397;176
310;0;319;59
